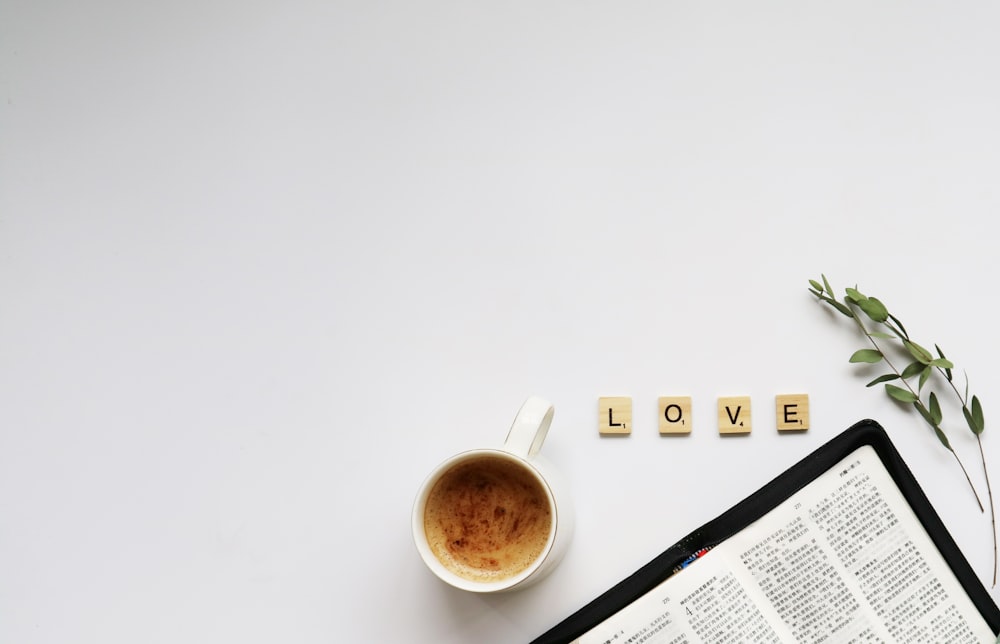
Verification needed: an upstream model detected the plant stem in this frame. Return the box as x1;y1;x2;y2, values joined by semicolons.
978;435;999;586
846;302;985;512
950;447;986;513
930;366;998;585
811;277;996;586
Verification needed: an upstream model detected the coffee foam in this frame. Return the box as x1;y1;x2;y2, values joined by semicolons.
423;455;552;583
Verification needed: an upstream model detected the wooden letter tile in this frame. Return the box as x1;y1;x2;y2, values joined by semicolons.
776;394;809;431
658;396;692;434
599;396;632;435
718;396;752;434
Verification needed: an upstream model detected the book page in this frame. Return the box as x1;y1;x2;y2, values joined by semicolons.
575;446;994;643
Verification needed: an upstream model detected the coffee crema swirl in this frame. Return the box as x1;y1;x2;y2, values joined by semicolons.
423;455;552;582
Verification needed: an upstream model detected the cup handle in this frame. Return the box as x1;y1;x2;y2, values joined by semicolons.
503;396;554;459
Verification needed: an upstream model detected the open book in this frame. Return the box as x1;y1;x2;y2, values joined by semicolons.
533;420;1000;643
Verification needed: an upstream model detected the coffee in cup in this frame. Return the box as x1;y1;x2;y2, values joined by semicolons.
423;453;553;582
412;396;573;592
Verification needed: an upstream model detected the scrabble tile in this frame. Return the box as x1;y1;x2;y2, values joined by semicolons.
718;396;752;434
599;396;632;435
658;396;692;434
776;394;810;431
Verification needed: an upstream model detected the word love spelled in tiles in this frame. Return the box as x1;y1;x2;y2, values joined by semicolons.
598;395;809;436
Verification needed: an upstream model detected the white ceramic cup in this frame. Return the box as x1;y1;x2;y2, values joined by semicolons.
411;396;573;593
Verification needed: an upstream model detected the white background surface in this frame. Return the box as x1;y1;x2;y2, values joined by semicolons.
3;2;1000;642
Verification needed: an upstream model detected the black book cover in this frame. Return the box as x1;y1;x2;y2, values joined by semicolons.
532;419;1000;644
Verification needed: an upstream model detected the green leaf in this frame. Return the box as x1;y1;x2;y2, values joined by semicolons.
935;344;953;382
809;279;824;293
815;293;854;318
866;373;900;387
845;287;865;304
918;365;932;391
916;401;936;426
869;331;896;339
929;357;954;369
886;384;918;403
888;313;908;339
963;406;980;435
819;295;854;318
903;339;933;364
933;425;953;450
829;299;854;318
913;400;952;450
973;395;984;429
858;297;889;323
849;349;883;364
821;274;834;297
966;395;986;435
929;392;943;425
900;361;925;379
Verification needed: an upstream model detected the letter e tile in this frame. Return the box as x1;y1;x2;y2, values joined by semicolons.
776;394;809;431
718;396;752;434
599;397;632;435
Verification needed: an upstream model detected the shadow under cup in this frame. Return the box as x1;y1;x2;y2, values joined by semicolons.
412;449;563;593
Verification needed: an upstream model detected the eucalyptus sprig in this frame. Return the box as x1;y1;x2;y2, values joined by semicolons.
808;274;996;586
